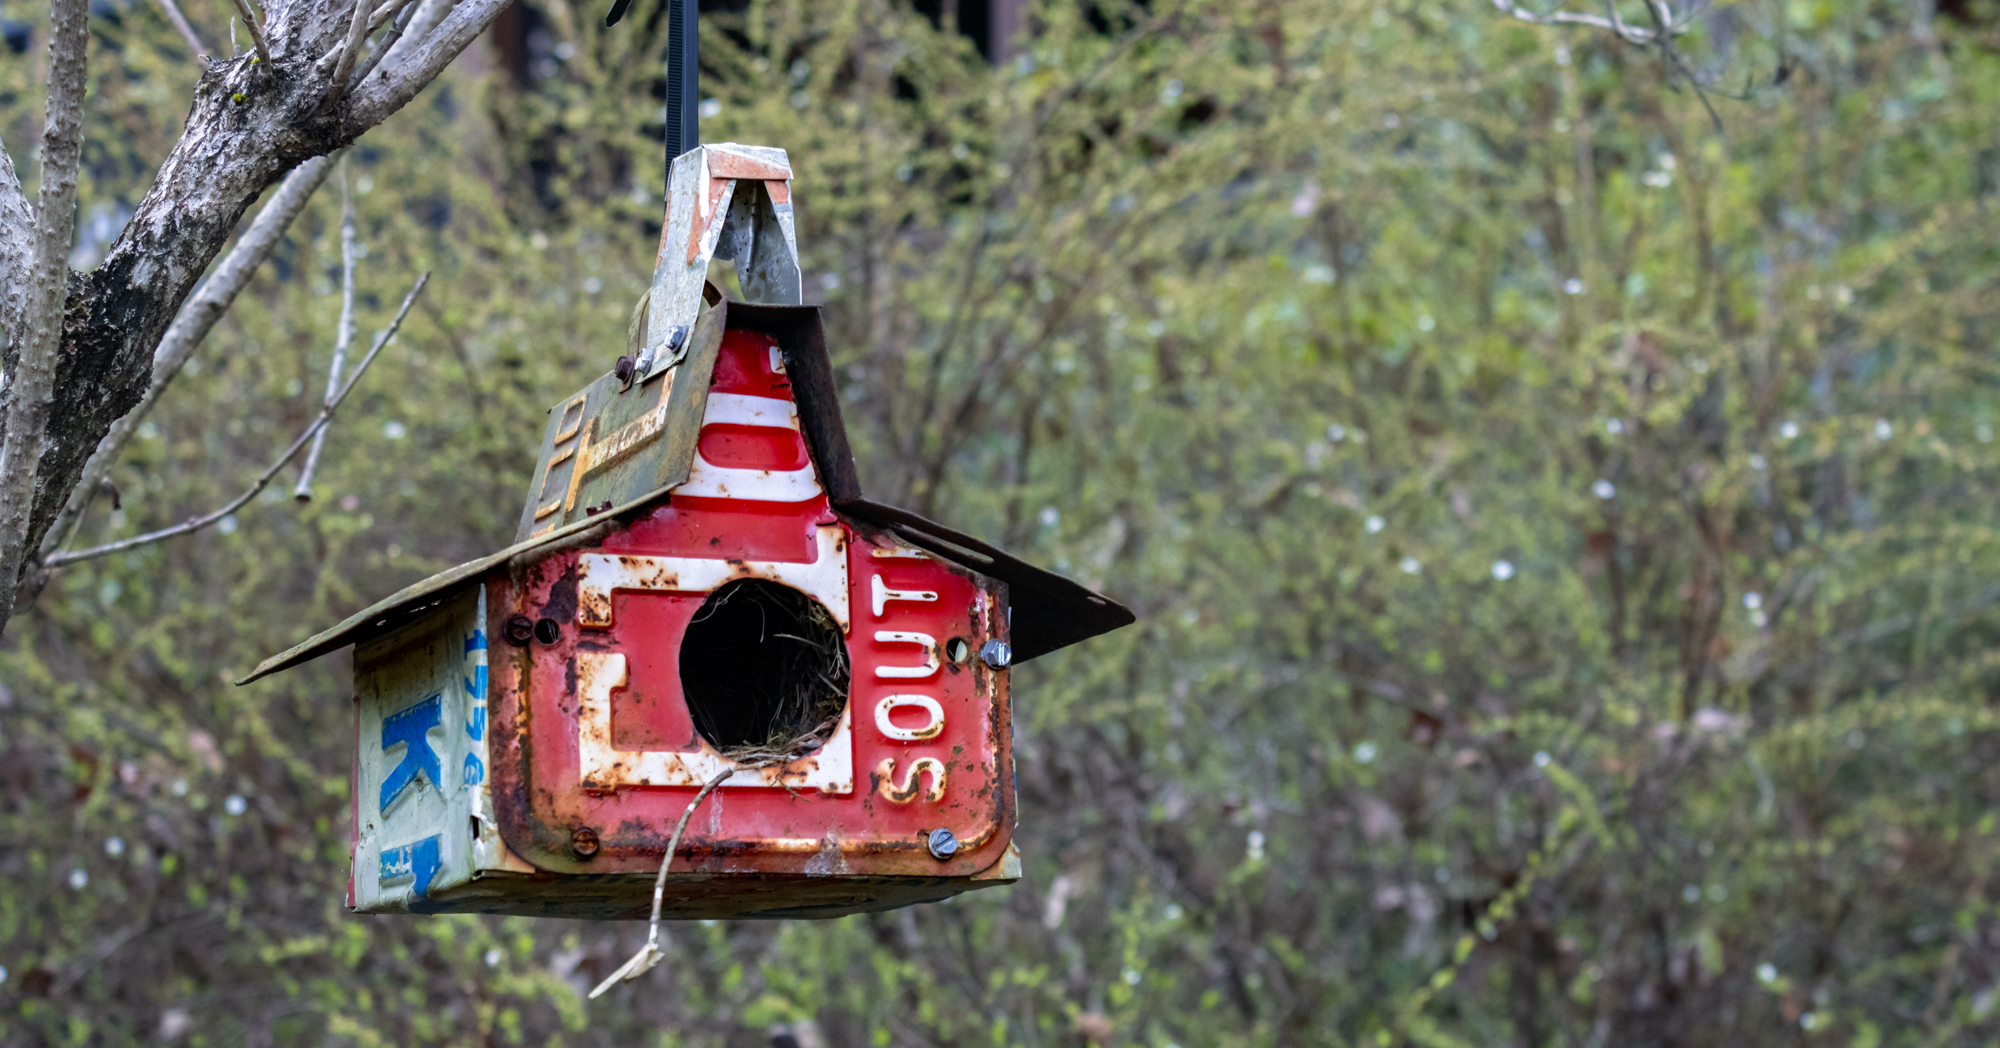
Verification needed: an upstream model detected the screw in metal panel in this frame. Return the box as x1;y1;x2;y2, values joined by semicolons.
503;614;536;647
613;355;637;388
979;640;1013;669
925;827;960;861
570;827;601;858
533;617;562;645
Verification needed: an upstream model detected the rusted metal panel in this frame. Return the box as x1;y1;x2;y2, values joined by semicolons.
490;522;1014;880
238;302;1128;686
513;299;728;542
350;586;525;913
835;499;1135;663
643;144;800;377
486;330;1019;904
241;139;1132;922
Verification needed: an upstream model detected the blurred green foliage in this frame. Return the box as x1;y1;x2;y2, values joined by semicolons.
4;0;2000;1043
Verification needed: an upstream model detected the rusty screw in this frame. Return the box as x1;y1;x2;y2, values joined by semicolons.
613;355;637;387
533;617;562;645
571;827;601;858
925;827;959;861
979;640;1013;669
503;614;535;647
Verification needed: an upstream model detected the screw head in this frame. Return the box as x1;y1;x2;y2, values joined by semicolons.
533;617;562;645
503;614;535;647
613;355;636;386
570;827;600;858
979;640;1013;669
925;827;960;861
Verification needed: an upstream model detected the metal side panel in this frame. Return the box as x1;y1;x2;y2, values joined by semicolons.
350;586;501;913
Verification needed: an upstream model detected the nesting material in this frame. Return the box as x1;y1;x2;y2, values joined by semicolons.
678;578;850;766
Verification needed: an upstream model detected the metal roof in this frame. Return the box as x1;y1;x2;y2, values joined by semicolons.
238;301;1131;685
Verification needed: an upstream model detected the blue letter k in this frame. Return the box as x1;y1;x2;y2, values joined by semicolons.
380;694;443;812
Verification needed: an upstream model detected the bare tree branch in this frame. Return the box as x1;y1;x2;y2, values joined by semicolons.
225;0;272;64
151;0;213;63
0;0;90;624
313;0;421;78
1486;0;1694;44
293;159;358;501
39;152;344;559
0;0;517;638
347;0;423;85
0;138;33;341
376;0;454;71
46;272;428;568
322;0;374;109
344;0;517;128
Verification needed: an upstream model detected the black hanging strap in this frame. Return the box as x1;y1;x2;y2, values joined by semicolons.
604;0;699;167
663;0;698;159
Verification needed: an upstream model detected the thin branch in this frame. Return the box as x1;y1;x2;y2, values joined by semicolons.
294;160;357;501
0;0;90;622
45;272;429;568
40;152;344;559
322;0;377;110
150;0;211;64
1641;0;1727;133
1487;0;1694;44
375;0;456;74
343;0;518;130
224;0;269;65
347;0;421;87
590;768;733;999
0;133;33;340
314;0;421;79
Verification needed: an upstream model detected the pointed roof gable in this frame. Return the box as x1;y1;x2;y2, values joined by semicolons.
238;301;1131;685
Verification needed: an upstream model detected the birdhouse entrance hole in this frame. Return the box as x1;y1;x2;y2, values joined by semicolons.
678;579;851;759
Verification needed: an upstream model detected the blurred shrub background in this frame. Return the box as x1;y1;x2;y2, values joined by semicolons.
4;0;2000;1043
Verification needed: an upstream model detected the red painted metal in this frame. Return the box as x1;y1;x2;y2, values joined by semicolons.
489;331;1015;884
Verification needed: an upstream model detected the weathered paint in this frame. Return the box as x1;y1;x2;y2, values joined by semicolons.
332;326;1028;919
485;330;1019;905
573;650;856;792
350;586;524;913
575;524;850;630
240;303;1130;687
642;143;801;377
245;142;1130;921
512;300;727;542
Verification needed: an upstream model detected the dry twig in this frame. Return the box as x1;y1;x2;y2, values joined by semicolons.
224;0;270;65
151;0;211;63
1486;0;1701;44
589;768;733;1000
315;0;421;78
321;0;408;107
347;0;421;86
294;159;359;501
45;272;429;568
41;152;346;558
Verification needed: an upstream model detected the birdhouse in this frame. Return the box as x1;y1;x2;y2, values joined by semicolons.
241;144;1131;920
